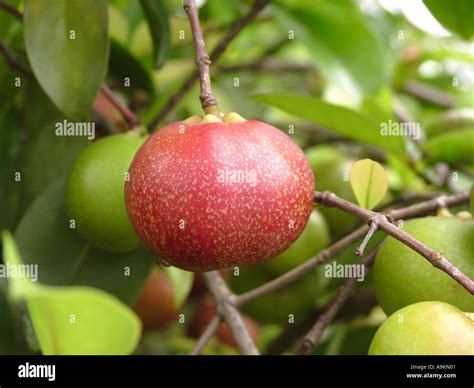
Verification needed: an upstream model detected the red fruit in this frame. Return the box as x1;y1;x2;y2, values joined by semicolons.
189;299;260;348
125;115;314;272
133;266;177;332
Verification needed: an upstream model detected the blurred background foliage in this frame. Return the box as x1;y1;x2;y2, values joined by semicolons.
0;0;472;355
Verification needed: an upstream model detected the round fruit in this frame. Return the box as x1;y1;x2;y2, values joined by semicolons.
230;265;324;324
373;216;474;316
188;299;260;348
133;266;178;332
125;113;315;272
369;301;474;355
264;209;329;275
65;133;145;252
305;145;357;238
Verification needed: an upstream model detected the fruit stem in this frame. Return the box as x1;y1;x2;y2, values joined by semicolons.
183;0;220;116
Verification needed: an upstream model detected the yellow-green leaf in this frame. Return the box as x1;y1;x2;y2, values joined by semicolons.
349;159;388;210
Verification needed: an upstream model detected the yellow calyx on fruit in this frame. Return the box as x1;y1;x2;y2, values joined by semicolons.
201;114;222;123
183;115;202;124
223;112;246;123
436;208;453;219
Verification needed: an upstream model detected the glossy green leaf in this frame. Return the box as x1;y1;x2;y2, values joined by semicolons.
276;0;391;97
109;39;155;94
254;94;405;154
2;231;141;355
163;266;193;309
24;0;109;119
422;128;474;165
424;0;474;39
349;159;388;210
424;109;474;138
139;0;170;69
15;177;154;305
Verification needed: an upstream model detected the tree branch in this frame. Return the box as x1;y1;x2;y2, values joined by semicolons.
315;190;474;294
297;245;380;355
183;0;218;115
235;190;471;306
203;272;260;355
189;315;221;355
99;84;141;128
404;80;455;109
148;0;269;129
0;42;30;75
0;0;22;21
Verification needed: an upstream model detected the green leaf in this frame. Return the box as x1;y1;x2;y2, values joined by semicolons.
470;185;474;215
3;230;141;355
163;266;193;309
423;0;474;40
109;39;155;94
422;128;474;165
20;122;89;212
424;109;474;138
24;0;109;119
275;0;391;97
15;177;154;305
349;159;388;210
139;0;170;69
254;94;405;154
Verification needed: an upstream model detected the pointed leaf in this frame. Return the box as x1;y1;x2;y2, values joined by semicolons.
254;94;406;154
24;0;109;119
2;231;141;355
424;0;474;40
349;159;388;210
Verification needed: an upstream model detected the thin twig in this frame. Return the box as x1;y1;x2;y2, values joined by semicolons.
189;315;221;355
148;0;269;129
100;84;141;128
315;190;474;294
404;80;454;108
236;226;369;306
203;272;260;355
297;245;380;355
183;0;218;115
0;42;30;75
235;190;471;306
0;0;22;21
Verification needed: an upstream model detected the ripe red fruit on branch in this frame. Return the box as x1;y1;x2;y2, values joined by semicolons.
125;113;315;272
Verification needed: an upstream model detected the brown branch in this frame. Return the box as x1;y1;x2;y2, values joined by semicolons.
315;190;474;294
183;0;218;115
203;272;259;355
404;80;454;109
0;0;22;21
236;190;471;306
148;0;269;129
99;84;141;128
297;245;380;355
189;315;221;355
236;226;369;306
0;42;30;75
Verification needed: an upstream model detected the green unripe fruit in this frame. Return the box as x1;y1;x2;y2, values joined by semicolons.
230;267;325;324
305;145;358;238
65;133;145;252
264;210;330;275
373;216;474;316
369;302;474;355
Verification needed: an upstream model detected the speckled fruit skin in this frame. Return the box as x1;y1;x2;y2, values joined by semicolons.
133;266;177;332
125;120;314;272
369;302;474;355
65;133;145;252
373;217;474;316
